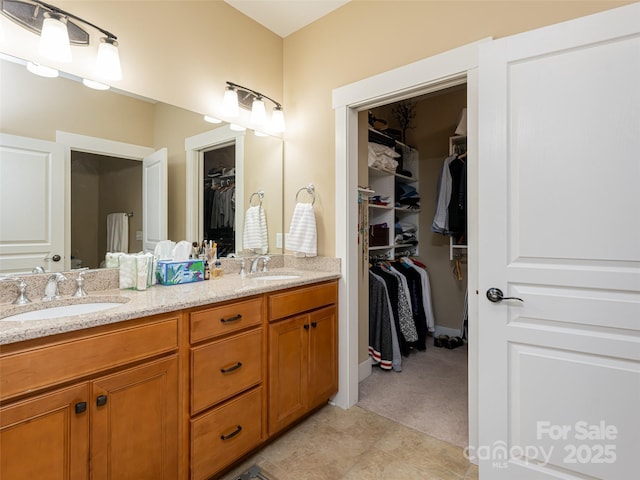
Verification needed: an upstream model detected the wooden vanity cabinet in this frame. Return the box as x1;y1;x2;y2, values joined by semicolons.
267;281;338;435
187;296;265;480
0;313;179;480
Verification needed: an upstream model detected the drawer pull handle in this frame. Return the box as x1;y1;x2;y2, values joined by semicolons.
220;425;242;441
220;314;242;323
220;362;243;374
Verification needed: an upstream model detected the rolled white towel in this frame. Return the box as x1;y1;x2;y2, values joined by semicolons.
136;255;149;291
105;252;124;268
118;254;136;289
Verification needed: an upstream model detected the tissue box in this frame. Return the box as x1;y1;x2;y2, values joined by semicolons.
156;259;205;285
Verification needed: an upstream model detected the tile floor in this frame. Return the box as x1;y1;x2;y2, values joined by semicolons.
221;405;479;480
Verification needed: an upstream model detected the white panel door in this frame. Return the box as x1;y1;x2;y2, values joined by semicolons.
142;148;168;253
0;133;64;273
478;4;640;480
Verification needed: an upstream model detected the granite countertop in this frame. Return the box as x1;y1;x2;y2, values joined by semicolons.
0;267;340;345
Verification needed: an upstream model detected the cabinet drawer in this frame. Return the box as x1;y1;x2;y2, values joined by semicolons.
268;281;337;321
0;315;179;401
190;297;263;343
191;329;262;414
191;386;263;480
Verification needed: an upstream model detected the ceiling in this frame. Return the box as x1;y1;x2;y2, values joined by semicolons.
224;0;350;38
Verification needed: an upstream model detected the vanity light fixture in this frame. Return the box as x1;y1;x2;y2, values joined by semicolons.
223;81;286;132
204;115;222;124
26;60;58;77
230;123;246;132
1;0;122;82
82;78;109;90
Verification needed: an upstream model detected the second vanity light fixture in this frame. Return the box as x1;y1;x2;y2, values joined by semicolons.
1;0;122;87
222;81;286;133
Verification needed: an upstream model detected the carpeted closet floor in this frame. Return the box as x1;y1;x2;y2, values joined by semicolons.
357;343;469;448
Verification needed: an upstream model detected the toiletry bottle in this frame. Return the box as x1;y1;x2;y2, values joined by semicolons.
213;260;223;279
204;259;211;280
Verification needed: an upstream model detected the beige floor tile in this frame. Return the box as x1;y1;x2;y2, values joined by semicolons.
216;405;472;480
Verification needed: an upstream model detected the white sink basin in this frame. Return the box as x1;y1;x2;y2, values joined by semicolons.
1;301;126;322
253;274;301;281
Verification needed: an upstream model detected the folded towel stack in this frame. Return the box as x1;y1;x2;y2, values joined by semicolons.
243;205;268;254
286;203;317;257
107;252;154;290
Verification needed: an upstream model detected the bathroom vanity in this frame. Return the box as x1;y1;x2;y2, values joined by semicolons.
0;267;339;480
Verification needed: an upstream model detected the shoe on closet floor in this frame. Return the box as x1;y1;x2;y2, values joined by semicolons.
434;335;449;348
446;336;464;349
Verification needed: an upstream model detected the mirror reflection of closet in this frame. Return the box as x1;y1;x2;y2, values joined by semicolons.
203;142;236;257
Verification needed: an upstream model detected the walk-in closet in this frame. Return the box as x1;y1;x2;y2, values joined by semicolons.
357;84;470;448
202;143;236;257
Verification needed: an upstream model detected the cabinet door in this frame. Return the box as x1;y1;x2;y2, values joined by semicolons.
268;314;309;435
308;306;338;410
0;384;89;480
90;356;178;480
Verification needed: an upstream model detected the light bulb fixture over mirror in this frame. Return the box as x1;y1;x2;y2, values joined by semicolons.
224;81;285;133
1;0;121;82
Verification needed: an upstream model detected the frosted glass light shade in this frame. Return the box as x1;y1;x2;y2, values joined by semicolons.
39;14;71;62
26;62;59;78
95;38;122;81
251;98;266;125
222;88;239;117
230;124;246;132
271;107;286;133
204;115;222;124
82;78;110;90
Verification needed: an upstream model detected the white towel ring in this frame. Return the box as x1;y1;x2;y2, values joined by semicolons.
295;184;316;205
249;191;264;207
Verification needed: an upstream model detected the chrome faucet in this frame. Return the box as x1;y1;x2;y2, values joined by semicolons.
250;255;270;274
1;277;31;305
43;273;67;301
72;271;88;297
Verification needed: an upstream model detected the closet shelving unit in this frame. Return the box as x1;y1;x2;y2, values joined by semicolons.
448;134;467;260
368;133;420;259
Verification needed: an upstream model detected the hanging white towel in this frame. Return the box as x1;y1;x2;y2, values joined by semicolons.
286;203;317;257
243;205;268;254
106;213;129;253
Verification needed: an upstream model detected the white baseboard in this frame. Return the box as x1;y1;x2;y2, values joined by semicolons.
358;358;372;382
434;325;463;339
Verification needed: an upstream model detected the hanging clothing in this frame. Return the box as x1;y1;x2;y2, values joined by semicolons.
401;257;436;333
370;265;409;357
368;271;402;371
431;153;467;241
391;261;428;350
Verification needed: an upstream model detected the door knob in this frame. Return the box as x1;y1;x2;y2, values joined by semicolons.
486;288;523;303
44;254;61;262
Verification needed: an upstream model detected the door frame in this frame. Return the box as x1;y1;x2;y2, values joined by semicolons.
56;131;155;270
332;38;488;451
184;125;246;247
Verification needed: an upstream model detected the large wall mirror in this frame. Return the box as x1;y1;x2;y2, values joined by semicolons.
0;55;283;274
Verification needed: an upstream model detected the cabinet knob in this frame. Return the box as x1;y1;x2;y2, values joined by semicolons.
311;321;317;328
220;314;242;323
220;362;243;374
96;395;108;407
75;401;87;414
303;324;310;330
220;425;242;441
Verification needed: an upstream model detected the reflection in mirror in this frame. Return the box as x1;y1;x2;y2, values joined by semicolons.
0;54;284;274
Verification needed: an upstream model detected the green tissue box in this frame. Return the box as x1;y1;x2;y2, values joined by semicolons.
156;259;205;285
